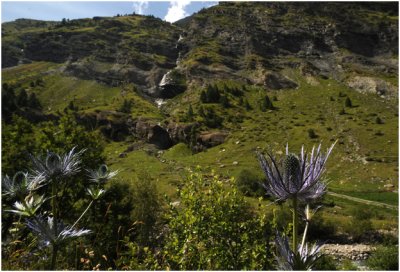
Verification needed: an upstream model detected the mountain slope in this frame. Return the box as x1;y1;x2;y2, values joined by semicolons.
1;3;398;228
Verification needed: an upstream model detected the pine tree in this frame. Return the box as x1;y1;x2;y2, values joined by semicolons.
220;96;230;108
16;89;28;107
28;92;42;110
345;97;352;107
238;97;244;106
198;106;205;117
261;95;274;111
187;105;194;121
244;99;251;110
200;91;207;103
119;99;133;113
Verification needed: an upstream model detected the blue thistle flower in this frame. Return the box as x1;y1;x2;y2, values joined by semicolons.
2;172;45;199
26;216;91;247
87;164;118;184
257;142;336;203
30;147;85;181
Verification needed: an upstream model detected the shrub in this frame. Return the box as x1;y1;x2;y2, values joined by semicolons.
156;169;274;270
314;255;339;270
308;128;318;139
307;213;336;240
235;169;265;197
343;217;372;242
366;246;399;270
220;96;230;108
119;99;133;113
375;116;383;124
130;172;163;247
203;108;223;128
244;99;252;110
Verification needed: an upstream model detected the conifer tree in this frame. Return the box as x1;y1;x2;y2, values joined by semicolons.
345;97;352;107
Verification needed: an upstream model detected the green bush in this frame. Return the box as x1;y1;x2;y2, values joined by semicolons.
235;169;265;197
367;246;399;270
314;255;339;270
130;172;163;247
157;169;274;270
308;128;318;139
307;213;336;240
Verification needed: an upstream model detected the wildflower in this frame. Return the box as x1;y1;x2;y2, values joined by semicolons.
2;172;45;199
275;232;323;270
26;216;91;247
257;142;336;202
30;147;85;180
7;194;47;217
87;164;118;184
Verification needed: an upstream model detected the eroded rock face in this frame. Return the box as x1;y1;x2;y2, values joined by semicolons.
347;76;397;98
263;72;298;90
77;110;129;141
167;122;197;144
134;118;173;149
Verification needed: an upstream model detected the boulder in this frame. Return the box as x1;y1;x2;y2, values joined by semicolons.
198;131;228;147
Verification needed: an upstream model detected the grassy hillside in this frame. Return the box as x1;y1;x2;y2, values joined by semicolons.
1;2;398;240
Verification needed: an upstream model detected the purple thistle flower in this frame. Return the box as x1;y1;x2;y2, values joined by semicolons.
257;142;336;203
26;215;91;247
2;172;45;199
87;164;118;184
30;147;85;181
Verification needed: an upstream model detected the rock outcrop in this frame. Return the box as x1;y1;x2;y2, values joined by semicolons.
263;72;298;90
198;131;228;147
347;76;397;98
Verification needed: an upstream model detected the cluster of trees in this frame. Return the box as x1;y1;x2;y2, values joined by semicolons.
2;83;42;121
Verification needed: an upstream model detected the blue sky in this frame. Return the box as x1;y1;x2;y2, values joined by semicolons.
1;1;218;23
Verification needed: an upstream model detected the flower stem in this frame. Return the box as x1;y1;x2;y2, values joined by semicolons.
50;243;58;270
300;220;309;252
292;197;298;251
300;204;310;252
71;200;94;230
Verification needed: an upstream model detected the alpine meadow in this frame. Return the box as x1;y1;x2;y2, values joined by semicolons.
1;2;399;270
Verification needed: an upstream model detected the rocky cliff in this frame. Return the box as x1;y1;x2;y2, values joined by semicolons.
3;2;398;99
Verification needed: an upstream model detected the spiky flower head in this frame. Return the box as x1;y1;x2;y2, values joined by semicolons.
30;147;85;181
87;164;118;184
257;142;336;203
2;172;45;199
275;232;323;270
26;216;91;247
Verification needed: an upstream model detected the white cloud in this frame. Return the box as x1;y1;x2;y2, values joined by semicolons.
164;0;191;23
133;1;149;15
